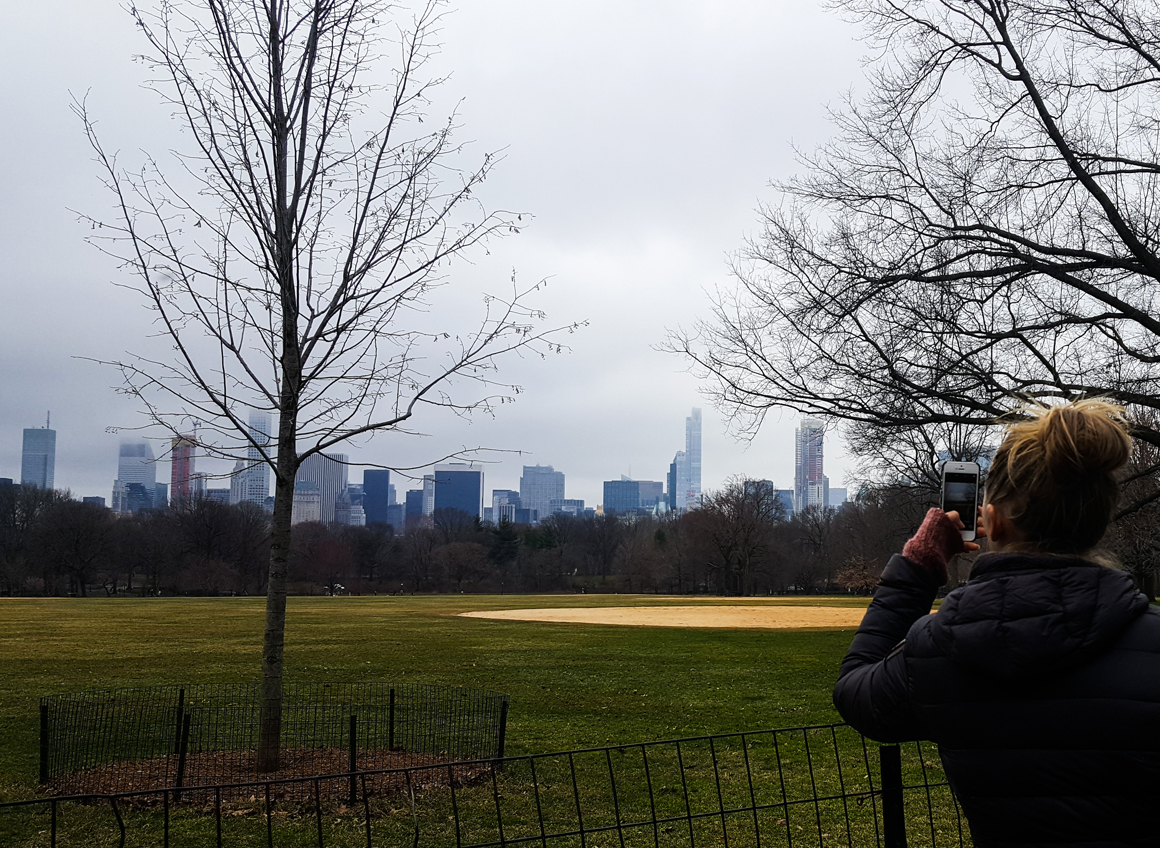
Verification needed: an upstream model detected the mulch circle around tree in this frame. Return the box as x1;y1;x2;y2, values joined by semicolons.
45;748;492;807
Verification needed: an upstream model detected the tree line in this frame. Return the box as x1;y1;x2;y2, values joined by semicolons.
0;479;914;598
5;471;1158;600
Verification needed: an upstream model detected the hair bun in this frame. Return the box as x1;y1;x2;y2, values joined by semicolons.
1039;401;1131;478
986;398;1133;553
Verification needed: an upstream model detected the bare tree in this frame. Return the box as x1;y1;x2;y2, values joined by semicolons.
671;0;1160;498
696;478;786;595
33;500;119;598
78;0;574;770
1108;408;1160;599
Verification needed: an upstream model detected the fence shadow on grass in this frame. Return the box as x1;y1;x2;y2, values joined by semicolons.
1;723;969;848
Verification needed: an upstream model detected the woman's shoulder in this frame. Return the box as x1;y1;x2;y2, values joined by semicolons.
1113;603;1160;649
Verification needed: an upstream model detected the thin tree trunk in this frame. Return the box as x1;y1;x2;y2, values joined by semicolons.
258;453;296;772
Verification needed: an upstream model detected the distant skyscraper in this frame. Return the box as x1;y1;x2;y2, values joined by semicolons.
115;440;157;512
232;411;272;508
385;503;405;531
294;452;348;525
118;440;157;489
21;420;56;489
170;435;196;504
519;465;564;522
111;480;128;513
603;479;641;516
670;450;688;511
685;408;702;508
794;417;826;513
776;489;795;519
405;488;424;529
433;463;484;519
363;470;391;525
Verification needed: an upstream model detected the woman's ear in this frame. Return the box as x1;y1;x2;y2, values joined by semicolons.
982;502;1013;549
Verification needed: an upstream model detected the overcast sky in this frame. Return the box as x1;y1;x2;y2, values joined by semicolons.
0;1;866;507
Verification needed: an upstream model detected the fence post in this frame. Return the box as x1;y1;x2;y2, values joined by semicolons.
388;688;396;750
174;688;186;755
39;702;49;784
349;713;358;806
497;697;509;760
880;745;908;848
174;712;191;803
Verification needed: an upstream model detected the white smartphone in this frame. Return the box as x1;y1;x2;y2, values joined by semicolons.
941;461;981;541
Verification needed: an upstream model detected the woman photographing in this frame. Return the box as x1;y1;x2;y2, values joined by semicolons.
834;399;1160;847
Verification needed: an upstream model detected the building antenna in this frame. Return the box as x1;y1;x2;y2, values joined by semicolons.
46;411;50;429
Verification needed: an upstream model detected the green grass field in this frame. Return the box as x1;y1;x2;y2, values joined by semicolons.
0;593;865;800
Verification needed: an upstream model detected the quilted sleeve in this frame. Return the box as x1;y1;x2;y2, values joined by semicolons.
833;554;941;742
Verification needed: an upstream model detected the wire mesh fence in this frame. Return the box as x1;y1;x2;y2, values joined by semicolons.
39;682;510;798
4;723;970;848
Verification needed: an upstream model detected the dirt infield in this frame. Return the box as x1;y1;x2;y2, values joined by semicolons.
459;605;868;630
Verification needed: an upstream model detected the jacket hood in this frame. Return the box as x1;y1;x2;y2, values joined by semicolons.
925;552;1148;680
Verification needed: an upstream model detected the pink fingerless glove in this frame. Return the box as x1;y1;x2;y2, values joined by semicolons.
902;508;967;584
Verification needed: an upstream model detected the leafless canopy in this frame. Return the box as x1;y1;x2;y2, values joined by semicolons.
79;0;571;470
672;0;1160;487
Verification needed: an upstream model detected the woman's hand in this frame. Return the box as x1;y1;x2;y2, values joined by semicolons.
902;508;975;584
943;510;982;553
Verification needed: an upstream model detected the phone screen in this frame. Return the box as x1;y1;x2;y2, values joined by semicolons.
943;473;979;531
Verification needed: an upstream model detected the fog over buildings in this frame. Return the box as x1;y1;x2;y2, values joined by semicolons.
0;1;863;506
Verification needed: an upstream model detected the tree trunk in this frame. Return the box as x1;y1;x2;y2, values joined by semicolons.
257;457;295;772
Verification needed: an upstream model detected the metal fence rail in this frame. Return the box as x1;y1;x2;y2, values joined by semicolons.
2;723;969;848
39;682;510;797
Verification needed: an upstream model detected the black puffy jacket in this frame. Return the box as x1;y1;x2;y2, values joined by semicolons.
833;552;1160;847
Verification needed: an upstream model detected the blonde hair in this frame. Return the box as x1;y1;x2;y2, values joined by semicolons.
985;398;1133;553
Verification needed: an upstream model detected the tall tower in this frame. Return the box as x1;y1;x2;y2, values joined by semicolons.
232;411;272;507
434;463;484;519
21;416;56;489
363;469;392;525
794;417;826;513
170;435;197;503
294;452;348;525
116;440;158;512
684;408;702;508
670;450;688;511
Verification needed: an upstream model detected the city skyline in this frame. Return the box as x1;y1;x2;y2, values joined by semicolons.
3;410;848;530
1;404;842;513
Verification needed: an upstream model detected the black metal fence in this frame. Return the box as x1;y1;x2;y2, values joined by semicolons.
39;683;510;797
3;723;969;847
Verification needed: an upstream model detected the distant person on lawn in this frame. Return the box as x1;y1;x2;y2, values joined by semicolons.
834;399;1160;847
